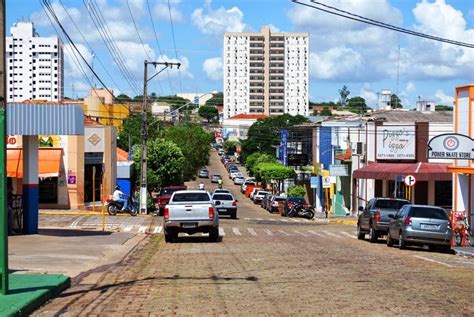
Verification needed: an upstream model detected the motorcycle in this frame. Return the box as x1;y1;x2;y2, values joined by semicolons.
105;195;138;216
287;203;315;219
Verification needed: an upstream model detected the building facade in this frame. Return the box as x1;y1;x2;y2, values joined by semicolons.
223;26;308;119
6;21;64;102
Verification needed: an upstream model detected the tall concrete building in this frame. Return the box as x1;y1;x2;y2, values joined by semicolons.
6;21;64;102
223;26;309;119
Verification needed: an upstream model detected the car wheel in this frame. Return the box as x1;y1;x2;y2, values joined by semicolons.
164;230;176;243
231;211;237;219
398;232;407;249
368;225;378;243
357;224;365;240
209;227;219;242
386;231;393;247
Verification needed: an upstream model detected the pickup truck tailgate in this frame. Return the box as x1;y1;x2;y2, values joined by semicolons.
168;203;211;221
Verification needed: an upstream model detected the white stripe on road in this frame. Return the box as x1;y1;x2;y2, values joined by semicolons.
219;227;225;236
278;230;290;236
124;225;133;232
138;225;147;233
247;228;257;236
341;231;357;239
294;231;309;237
323;230;343;238
290;218;301;222
280;219;289;222
264;229;273;236
308;230;324;237
70;218;81;228
232;227;242;236
153;226;163;234
255;218;263;221
414;255;454;268
244;217;251;220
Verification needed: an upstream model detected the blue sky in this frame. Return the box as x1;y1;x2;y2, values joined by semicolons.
7;0;474;108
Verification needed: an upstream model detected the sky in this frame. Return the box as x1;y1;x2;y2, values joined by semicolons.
7;0;474;108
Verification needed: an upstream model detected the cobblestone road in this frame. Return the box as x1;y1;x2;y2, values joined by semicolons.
35;151;474;316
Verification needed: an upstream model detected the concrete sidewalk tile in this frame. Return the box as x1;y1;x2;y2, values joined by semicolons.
0;274;70;316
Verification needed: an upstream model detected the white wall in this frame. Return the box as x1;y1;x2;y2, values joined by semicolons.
284;36;308;116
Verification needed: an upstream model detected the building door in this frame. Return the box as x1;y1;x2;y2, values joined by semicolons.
414;181;428;205
84;152;103;203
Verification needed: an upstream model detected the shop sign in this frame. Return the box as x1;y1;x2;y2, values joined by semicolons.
376;125;416;160
427;133;474;160
329;164;348;176
288;153;308;166
313;162;322;175
67;174;77;185
322;176;331;188
310;176;318;189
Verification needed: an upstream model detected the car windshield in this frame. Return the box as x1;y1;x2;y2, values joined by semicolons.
212;174;221;178
172;192;210;202
257;191;269;195
410;207;448;220
213;194;234;201
274;197;286;201
214;190;230;193
374;199;409;209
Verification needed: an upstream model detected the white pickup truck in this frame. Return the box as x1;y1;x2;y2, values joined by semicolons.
164;190;220;243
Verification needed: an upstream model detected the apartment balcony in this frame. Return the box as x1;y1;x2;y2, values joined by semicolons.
250;81;264;87
249;94;264;101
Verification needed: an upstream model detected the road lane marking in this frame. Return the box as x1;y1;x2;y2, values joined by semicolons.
290;218;301;222
255;218;263;221
247;228;257;236
153;226;163;234
264;229;273;236
414;255;454;268
244;217;251;220
70;218;81;228
323;230;342;238
341;232;357;239
124;225;133;232
232;227;242;235
294;231;309;237
280;219;289;222
278;230;290;236
138;225;147;233
219;227;225;236
308;230;324;237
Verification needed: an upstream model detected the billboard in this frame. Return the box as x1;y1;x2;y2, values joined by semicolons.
376;125;416;160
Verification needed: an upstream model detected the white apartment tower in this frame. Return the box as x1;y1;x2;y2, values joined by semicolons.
223;26;309;119
6;21;64;102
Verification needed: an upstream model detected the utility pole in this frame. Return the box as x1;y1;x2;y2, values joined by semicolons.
140;61;180;214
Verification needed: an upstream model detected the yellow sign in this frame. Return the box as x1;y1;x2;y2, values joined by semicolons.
313;163;322;175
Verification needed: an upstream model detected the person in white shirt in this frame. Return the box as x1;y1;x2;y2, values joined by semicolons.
199;182;205;190
113;185;129;211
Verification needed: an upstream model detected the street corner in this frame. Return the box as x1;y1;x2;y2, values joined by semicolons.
328;218;358;225
0;274;70;316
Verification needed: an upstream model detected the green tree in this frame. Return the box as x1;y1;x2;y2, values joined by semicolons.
117;112;161;151
164;123;214;181
133;139;186;190
347;96;368;113
254;162;295;192
287;185;306;198
320;106;332;116
391;94;403;108
158;95;191;111
240;114;309;163
435;104;453;111
116;94;132;103
338;85;350;107
205;92;223;106
198;106;218;122
223;140;239;155
245;153;275;176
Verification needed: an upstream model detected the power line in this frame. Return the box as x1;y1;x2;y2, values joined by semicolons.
167;0;183;93
292;0;474;49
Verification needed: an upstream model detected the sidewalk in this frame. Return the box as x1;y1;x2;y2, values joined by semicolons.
313;212;358;225
0;274;69;316
452;246;474;258
39;209;152;218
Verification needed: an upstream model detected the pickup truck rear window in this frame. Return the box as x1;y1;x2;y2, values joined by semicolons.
213;194;234;200
172;193;210;202
409;207;448;220
373;200;409;210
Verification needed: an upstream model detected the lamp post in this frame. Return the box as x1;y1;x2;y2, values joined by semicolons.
140;61;180;214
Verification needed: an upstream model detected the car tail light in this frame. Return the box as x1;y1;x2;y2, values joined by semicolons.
232;201;237;206
374;210;381;222
164;207;169;220
404;216;411;225
209;207;215;220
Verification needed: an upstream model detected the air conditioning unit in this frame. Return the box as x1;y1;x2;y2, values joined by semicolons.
360;154;366;163
351;142;365;155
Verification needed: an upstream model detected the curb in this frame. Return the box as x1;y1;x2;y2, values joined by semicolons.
39;211;152;218
328;219;358;225
453;248;474;258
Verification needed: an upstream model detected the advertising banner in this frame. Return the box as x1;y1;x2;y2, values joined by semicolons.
376;125;416;160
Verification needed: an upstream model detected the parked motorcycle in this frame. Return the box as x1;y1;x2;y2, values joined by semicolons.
106;195;138;216
287;203;315;219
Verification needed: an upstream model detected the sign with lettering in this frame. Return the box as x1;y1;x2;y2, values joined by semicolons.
427;133;474;160
376;125;416;160
329;164;348;176
310;176;318;189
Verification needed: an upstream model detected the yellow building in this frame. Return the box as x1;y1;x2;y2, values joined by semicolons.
82;88;130;129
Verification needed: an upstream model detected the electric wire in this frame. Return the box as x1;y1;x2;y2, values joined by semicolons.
167;0;183;93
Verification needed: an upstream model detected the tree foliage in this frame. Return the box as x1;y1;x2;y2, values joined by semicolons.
391;94;403;108
435;105;453;111
164;123;213;181
132;139;186;190
240;114;309;163
198;106;218;122
117;112;161;151
287;185;306;198
338;85;350;107
347;96;368;113
245;152;276;177
320;106;332;116
223;140;239;154
116;94;132;103
254;162;295;181
205;92;223;106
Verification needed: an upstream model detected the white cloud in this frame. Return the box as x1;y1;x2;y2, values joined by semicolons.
309;48;365;81
64;43;93;80
192;3;247;36
268;24;280;33
203;57;223;81
154;1;184;22
359;84;378;106
434;89;454;105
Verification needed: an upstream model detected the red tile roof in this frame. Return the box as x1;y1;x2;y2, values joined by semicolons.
228;114;269;119
117;147;130;161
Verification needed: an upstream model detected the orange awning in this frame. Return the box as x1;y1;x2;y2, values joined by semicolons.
7;148;62;178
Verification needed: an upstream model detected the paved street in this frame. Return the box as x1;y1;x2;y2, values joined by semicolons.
34;151;474;315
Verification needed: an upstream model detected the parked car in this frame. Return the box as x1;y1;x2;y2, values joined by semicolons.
241;179;256;193
229;171;242;180
249;187;260;201
261;194;273;210
156;185;187;215
218;149;225;156
233;176;245;185
386;205;451;251
164;190;219;242
283;197;308;216
254;190;271;205
198;168;209;178
213;188;232;195
357;197;410;242
268;195;286;213
212;193;237;219
211;173;223;183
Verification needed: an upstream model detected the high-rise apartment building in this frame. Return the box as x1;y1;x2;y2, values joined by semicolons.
223;26;309;119
6;21;64;102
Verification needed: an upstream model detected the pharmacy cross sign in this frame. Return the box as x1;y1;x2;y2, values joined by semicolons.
404;174;416;187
